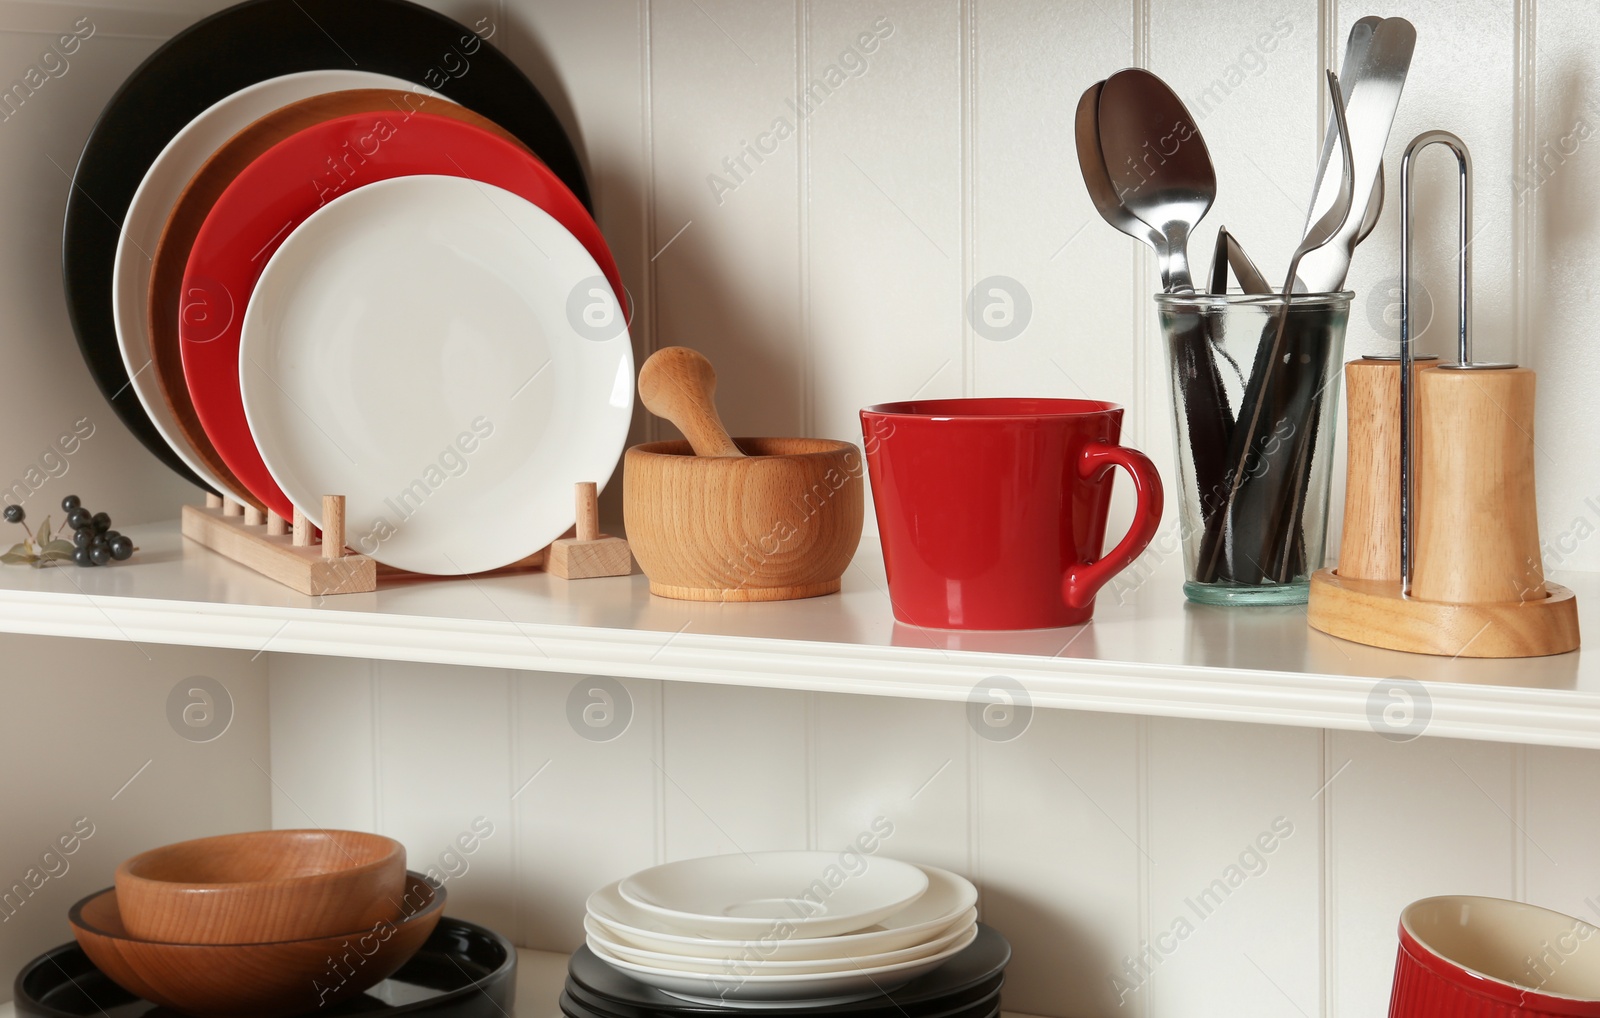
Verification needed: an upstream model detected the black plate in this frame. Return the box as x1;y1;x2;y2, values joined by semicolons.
564;980;1003;1018
62;0;590;488
559;991;1002;1018
13;917;517;1018
566;924;1010;1017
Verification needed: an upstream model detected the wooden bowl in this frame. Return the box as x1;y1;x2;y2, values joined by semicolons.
115;830;405;944
70;871;443;1018
623;438;864;601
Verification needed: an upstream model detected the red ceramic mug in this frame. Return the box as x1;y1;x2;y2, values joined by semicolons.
860;398;1163;630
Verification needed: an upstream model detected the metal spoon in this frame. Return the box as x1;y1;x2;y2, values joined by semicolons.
1075;81;1172;291
1096;69;1217;293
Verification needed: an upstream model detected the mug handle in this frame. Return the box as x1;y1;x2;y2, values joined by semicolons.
1061;441;1164;610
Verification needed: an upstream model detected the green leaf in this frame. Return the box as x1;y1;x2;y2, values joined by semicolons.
37;517;50;546
43;539;74;556
5;542;25;557
1;552;33;565
39;548;73;562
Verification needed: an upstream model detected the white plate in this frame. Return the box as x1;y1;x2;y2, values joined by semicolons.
114;70;445;502
586;922;979;1003
617;852;929;939
239;175;633;575
588;865;977;958
583;911;976;974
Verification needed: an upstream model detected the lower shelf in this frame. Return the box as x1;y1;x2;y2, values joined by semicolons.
0;946;1039;1018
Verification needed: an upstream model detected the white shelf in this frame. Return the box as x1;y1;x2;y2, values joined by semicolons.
0;519;1595;747
0;945;1040;1016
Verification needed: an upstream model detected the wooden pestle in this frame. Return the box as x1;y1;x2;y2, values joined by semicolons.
638;347;745;457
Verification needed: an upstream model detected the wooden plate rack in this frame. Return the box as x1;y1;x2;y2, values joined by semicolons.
181;484;629;596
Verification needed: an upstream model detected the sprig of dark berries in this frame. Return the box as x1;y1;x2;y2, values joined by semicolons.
2;495;136;568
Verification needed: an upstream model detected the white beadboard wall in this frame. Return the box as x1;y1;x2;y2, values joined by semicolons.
0;636;270;989
0;2;1596;1018
266;658;1600;1018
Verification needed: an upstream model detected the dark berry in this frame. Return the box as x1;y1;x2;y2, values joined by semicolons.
104;530;120;542
73;528;93;548
72;546;95;567
90;535;108;553
109;536;133;561
61;495;80;512
92;512;110;534
3;505;22;524
88;544;111;566
66;508;91;531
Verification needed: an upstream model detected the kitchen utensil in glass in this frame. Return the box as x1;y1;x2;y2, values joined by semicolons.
1075;81;1170;291
238;175;632;575
1208;227;1272;295
616;852;929;940
1293;17;1416;292
1192;70;1354;596
1096;69;1217;293
1360;168;1386;243
861;398;1162;630
1077;71;1230;500
1157;291;1352;604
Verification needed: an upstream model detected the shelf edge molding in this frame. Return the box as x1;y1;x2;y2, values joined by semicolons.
0;585;1597;749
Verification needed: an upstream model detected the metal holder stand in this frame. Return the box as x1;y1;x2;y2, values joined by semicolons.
1308;132;1579;658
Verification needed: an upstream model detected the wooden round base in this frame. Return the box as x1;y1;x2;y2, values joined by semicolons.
647;579;842;602
1307;569;1580;658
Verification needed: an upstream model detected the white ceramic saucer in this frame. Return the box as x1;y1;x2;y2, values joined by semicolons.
617;851;929;940
588;864;977;958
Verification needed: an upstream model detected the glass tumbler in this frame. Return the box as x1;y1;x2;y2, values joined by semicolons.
1154;291;1352;605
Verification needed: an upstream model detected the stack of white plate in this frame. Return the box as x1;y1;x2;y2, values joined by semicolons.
583;852;979;1006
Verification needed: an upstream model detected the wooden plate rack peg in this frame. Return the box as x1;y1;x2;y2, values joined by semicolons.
182;495;378;595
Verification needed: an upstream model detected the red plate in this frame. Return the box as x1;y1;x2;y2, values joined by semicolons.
181;110;625;521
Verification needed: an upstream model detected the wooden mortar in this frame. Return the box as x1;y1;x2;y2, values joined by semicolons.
624;438;863;601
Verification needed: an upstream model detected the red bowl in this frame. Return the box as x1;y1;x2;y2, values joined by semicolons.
1390;896;1600;1017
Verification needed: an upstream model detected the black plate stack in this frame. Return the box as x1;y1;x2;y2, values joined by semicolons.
565;924;1010;1018
13;918;517;1018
